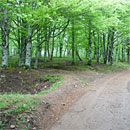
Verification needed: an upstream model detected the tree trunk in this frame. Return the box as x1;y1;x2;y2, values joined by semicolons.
50;28;55;61
38;46;42;58
64;47;67;57
128;48;130;64
88;20;92;65
115;45;119;64
44;26;48;62
93;31;97;60
34;31;40;69
1;46;9;67
97;34;100;63
59;43;63;58
47;41;50;59
56;42;58;57
59;35;63;58
106;30;111;64
71;19;75;65
76;49;82;61
1;8;9;67
124;47;126;62
34;47;39;69
25;24;32;67
127;38;130;64
122;46;125;62
103;33;106;63
67;49;71;56
19;21;27;66
110;29;115;65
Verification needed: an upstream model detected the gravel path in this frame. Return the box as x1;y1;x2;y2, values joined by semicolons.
50;69;130;130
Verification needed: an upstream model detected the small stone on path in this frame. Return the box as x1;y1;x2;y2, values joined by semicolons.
10;125;15;129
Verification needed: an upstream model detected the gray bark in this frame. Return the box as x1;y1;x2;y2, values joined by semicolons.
34;31;40;69
50;27;55;60
18;20;27;66
1;8;9;67
34;49;39;69
25;24;32;67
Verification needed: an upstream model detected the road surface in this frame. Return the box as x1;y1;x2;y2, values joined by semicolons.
50;69;130;130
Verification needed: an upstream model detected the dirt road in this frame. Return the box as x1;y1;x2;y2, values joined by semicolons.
50;69;130;130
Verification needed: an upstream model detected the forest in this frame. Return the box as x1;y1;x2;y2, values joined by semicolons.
0;0;130;68
0;0;130;130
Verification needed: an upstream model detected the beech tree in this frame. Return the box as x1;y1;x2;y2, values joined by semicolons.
0;0;130;67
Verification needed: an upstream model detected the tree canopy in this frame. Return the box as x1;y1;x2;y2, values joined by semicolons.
0;0;130;67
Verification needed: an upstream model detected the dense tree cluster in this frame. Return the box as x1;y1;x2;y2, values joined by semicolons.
0;0;130;68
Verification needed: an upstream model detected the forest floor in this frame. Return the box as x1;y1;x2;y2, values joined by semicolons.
0;59;130;130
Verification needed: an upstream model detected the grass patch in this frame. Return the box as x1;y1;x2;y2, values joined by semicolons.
38;75;63;95
0;94;40;129
39;74;62;83
95;62;130;73
0;94;39;111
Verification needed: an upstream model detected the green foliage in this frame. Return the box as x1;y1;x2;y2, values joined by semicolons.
87;60;92;66
0;94;39;112
95;62;130;73
0;0;130;67
0;94;40;129
43;74;62;83
38;76;63;95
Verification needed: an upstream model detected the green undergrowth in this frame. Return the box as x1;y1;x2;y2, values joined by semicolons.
38;74;63;95
39;74;63;83
0;94;40;129
0;94;39;111
0;56;19;68
0;73;63;129
95;62;130;73
0;56;129;72
38;80;63;95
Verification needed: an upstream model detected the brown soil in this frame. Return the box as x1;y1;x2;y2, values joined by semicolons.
0;68;58;94
0;108;39;130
